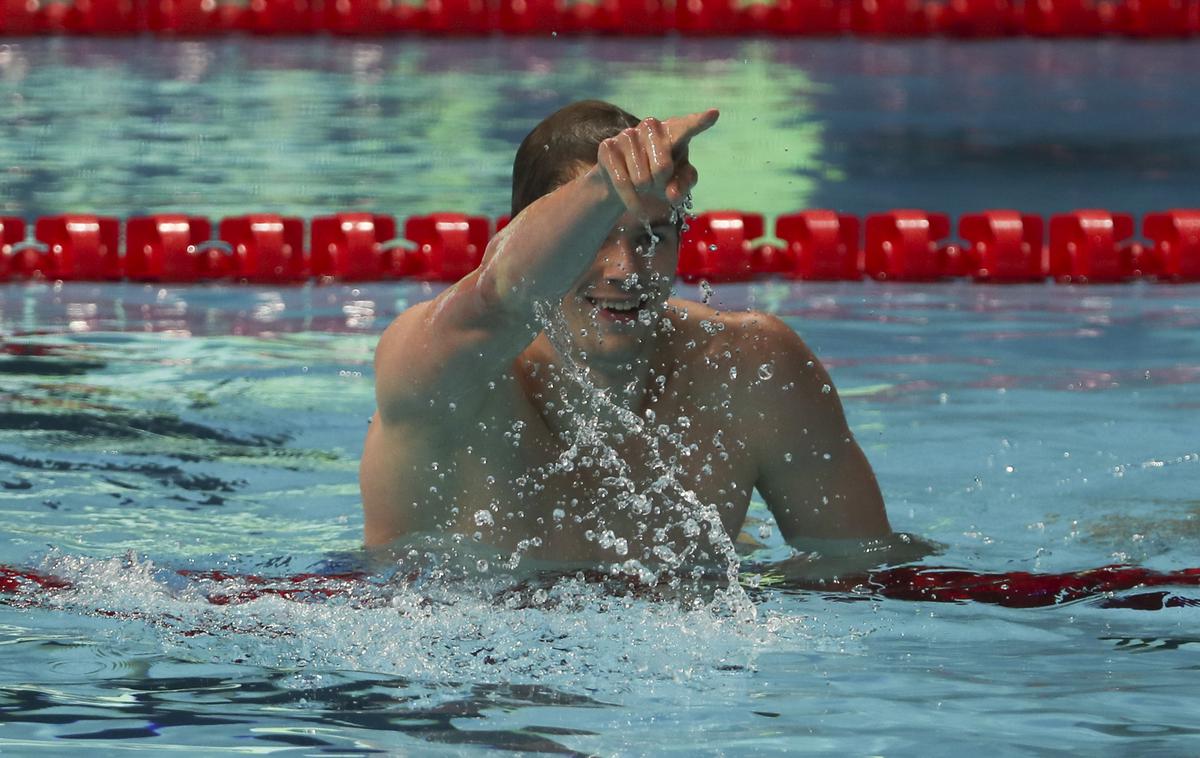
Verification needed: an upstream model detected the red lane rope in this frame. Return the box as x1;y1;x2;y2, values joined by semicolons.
2;0;1198;38
2;209;1198;284
4;563;1199;611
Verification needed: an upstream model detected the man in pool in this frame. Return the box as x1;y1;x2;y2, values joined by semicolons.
361;100;921;575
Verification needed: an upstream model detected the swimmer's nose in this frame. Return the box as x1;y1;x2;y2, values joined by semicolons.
598;236;640;280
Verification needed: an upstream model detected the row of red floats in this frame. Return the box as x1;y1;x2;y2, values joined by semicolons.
0;208;1197;284
685;208;1200;283
2;0;1198;37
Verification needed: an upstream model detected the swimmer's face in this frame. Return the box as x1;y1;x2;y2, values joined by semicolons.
561;198;680;361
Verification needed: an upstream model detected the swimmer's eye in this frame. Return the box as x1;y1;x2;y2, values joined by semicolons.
630;234;656;257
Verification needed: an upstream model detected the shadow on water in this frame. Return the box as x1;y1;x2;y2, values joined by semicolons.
0;669;605;755
0;410;287;447
0;451;244;495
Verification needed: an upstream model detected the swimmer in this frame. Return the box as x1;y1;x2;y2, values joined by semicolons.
361;100;930;577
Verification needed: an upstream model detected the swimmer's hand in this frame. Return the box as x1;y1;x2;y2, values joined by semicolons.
766;533;943;583
596;108;720;212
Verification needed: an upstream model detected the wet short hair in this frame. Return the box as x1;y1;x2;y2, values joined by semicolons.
511;100;640;218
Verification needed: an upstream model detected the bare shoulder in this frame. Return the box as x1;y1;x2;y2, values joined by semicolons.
371;300;435;420
664;299;817;370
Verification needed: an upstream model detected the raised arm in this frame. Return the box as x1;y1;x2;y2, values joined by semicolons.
372;109;719;424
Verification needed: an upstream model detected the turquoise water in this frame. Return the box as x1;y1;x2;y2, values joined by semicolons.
2;37;1200;755
1;281;1198;753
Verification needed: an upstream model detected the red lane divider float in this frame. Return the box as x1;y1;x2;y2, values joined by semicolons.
3;562;1199;613
1;208;1199;284
2;0;1199;36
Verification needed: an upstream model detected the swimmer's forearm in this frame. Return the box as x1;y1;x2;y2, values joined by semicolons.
477;166;623;309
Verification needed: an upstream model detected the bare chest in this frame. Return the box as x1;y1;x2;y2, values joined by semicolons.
401;376;757;563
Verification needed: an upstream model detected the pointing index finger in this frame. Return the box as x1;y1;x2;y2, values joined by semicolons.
664;108;720;151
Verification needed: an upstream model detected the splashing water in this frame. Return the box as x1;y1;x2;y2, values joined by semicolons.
528;293;756;623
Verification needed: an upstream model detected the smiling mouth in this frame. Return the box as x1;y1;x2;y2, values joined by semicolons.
586;296;647;323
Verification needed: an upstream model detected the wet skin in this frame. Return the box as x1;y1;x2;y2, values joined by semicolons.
361;109;910;572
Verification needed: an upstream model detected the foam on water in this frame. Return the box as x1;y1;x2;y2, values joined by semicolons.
35;551;826;697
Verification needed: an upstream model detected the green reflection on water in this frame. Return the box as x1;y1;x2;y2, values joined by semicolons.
0;39;822;222
604;40;822;223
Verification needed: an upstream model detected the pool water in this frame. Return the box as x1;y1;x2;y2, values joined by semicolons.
2;36;1200;755
1;280;1198;753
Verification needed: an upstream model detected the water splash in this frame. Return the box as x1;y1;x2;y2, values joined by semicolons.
31;552;796;692
526;297;756;622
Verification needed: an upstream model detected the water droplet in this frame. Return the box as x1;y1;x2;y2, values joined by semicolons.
758;362;774;380
821;384;831;394
474;509;494;527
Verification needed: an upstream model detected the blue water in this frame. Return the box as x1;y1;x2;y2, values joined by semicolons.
1;280;1198;754
2;37;1200;755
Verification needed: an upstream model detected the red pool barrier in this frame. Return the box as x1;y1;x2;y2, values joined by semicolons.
3;562;1199;612
850;0;936;35
2;207;1199;285
1024;0;1114;36
63;0;145;33
864;210;955;281
240;0;321;34
612;0;671;34
1142;209;1200;282
420;0;496;34
1048;209;1137;283
0;217;25;282
31;215;122;281
402;213;491;281
4;0;1199;36
677;211;764;282
219;214;307;282
146;0;241;34
310;212;398;281
930;0;1021;36
322;0;401;34
125;215;215;282
958;210;1046;282
743;0;846;35
675;0;742;35
1115;0;1200;36
775;210;862;280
